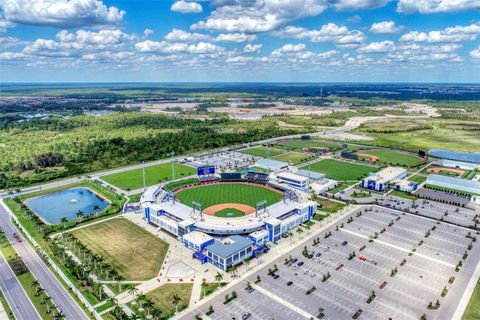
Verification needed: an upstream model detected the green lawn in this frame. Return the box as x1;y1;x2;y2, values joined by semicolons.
0;289;14;320
408;174;427;183
271;151;315;165
279;140;339;150
316;199;346;213
130;284;192;319
101;163;196;190
17;272;52;320
462;281;480;320
240;146;286;158
391;190;418;200
73;218;169;280
200;282;227;299
215;208;246;217
351;191;371;198
356;149;423;167
305;159;377;181
175;183;283;208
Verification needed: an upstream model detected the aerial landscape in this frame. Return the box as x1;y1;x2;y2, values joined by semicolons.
0;1;479;320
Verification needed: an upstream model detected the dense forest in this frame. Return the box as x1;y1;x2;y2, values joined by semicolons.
0;112;307;189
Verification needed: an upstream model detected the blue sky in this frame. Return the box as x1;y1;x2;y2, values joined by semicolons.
0;0;479;82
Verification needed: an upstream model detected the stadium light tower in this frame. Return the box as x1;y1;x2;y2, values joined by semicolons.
171;151;175;181
142;161;146;191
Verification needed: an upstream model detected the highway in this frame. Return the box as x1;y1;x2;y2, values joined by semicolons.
0;250;40;320
0;203;89;320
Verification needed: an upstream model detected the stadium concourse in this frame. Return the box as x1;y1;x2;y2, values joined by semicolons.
140;167;316;271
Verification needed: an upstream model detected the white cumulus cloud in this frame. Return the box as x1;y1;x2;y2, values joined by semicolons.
369;21;403;34
0;0;125;28
244;43;262;53
358;40;395;53
170;1;203;14
397;0;480;13
400;22;480;43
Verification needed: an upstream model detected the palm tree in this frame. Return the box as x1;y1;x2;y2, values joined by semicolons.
296;227;304;239
113;274;122;292
201;282;208;299
93;282;103;301
172;293;182;314
151;308;162;320
245;259;251;272
75;210;85;220
142;298;154;318
59;217;68;230
214;272;224;288
128;286;139;301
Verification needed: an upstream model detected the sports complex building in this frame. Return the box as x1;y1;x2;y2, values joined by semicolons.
361;167;407;191
141;167;316;270
429;149;480;164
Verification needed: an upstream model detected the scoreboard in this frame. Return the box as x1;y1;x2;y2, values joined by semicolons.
197;165;215;176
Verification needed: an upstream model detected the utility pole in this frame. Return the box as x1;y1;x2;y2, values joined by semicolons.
171;151;176;181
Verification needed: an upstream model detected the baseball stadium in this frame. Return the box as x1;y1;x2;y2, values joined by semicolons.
142;167;315;237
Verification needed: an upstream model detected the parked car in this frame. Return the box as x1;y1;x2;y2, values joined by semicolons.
287;281;293;286
273;274;280;280
242;312;252;320
342;241;348;246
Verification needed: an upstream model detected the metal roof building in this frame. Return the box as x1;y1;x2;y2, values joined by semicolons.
295;170;325;180
255;158;289;171
426;174;480;195
429;149;480;164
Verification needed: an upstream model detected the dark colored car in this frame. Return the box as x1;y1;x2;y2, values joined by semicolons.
315;253;321;257
273;274;280;279
287;281;293;286
342;241;348;246
297;261;304;267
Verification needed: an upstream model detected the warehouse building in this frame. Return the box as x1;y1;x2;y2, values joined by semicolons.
441;160;477;171
426;174;480;195
362;167;407;191
255;158;289;172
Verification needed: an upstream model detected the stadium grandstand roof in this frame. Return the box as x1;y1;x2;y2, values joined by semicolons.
429;149;480;164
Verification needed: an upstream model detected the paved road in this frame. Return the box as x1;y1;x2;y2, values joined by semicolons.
0;203;89;320
0;251;40;320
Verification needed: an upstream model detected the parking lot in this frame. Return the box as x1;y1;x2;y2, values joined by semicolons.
187;151;257;171
182;205;480;320
379;196;478;228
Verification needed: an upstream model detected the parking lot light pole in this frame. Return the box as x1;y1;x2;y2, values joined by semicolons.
171;151;176;181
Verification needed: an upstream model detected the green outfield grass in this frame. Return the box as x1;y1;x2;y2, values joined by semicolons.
271;151;315;165
101;163;196;190
73;218;169;280
356;149;423;167
215;208;245;217
305;159;377;181
279;140;339;150
240;146;286;158
175;183;283;208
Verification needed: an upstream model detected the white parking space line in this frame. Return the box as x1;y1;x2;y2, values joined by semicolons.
338;228;456;268
250;283;313;319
